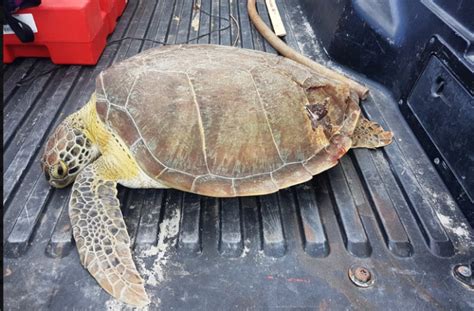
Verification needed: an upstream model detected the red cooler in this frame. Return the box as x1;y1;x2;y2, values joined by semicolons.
3;0;127;65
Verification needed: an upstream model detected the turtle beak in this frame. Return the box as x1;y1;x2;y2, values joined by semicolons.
49;176;75;189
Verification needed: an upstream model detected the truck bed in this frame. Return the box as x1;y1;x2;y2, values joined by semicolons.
3;0;473;309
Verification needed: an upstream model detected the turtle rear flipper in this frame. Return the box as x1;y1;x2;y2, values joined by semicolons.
69;158;150;307
351;116;393;149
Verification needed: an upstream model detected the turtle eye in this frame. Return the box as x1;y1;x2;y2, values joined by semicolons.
51;161;68;179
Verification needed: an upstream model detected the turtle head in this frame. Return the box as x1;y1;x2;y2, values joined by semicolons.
41;115;100;188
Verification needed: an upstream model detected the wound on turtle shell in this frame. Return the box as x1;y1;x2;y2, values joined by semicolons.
305;98;329;131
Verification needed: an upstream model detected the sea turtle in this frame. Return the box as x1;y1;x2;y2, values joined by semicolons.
41;44;392;306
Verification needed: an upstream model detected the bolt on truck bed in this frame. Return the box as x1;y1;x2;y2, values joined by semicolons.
3;0;474;309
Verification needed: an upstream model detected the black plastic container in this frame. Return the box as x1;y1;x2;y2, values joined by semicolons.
300;0;474;223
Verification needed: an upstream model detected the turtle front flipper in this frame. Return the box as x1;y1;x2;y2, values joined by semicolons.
351;116;393;149
69;158;150;307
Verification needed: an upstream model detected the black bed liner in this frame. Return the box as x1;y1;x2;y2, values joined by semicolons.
3;0;473;310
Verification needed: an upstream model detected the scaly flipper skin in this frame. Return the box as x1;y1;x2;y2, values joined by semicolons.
351;117;393;149
69;157;150;307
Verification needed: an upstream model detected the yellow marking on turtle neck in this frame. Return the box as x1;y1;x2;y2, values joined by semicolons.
73;93;140;181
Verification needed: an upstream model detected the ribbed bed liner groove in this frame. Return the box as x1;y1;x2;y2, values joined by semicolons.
3;0;473;310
